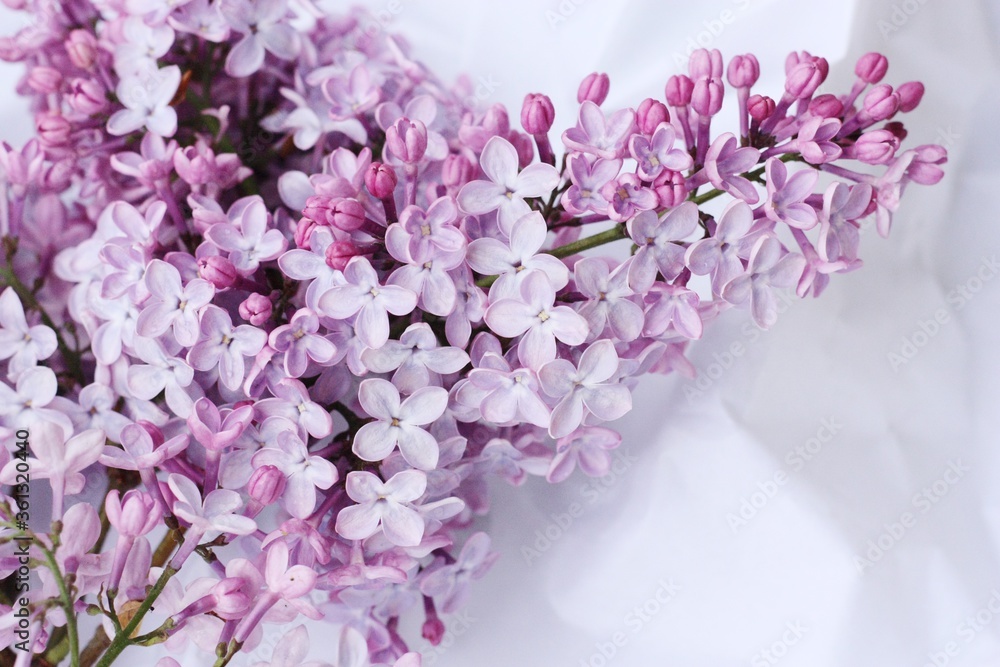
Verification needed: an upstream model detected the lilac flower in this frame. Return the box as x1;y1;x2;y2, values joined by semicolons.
574;257;644;342
64;383;132;443
547;426;622;483
318;257;417;349
457;136;559;234
561;155;621;216
0;367;73;436
255;379;333;439
205;198;287;272
268;309;337;378
220;0;300;77
818;182;872;265
643;284;704;339
101;423;189;474
375;94;449;162
466;211;568;300
604;173;658;222
168;472;258;567
539;340;631;438
0;287;57;376
360;323;470;393
626;203;700;291
188;305;268;390
393;196;466;259
722;236;807;328
324;64;381;120
386;244;464;318
763;158;819;229
562;101;636;159
107;66;182;137
136;260;215;347
485;272;589;370
685;200;755;295
795;117;842;164
0;421;104;518
335;470;428;547
89;294;140;366
100;244;150;303
279;227;346;311
629;123;693;181
334;625;422;667
460;356;550;428
252;430;338;519
127;337;198;418
353;378;448;471
420;532;498;613
704;133;761;203
251;625;334;667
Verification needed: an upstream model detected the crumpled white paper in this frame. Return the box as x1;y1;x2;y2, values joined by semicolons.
0;0;994;664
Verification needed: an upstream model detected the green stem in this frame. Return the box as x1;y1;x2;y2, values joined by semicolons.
93;566;177;667
38;544;80;667
0;262;85;386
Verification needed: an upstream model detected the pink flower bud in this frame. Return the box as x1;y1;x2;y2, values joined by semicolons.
65;29;98;69
883;121;907;142
365;162;398;199
330;198;366;231
727;54;760;88
482;103;510;137
509;131;535;169
577;72;610;105
69;78;108;115
422;617;446;646
27;66;62;93
653;170;687;208
691;77;724;116
855;52;889;84
636;98;669;135
747;94;776;122
385;117;428;164
239;293;272;325
294;217;320;249
665;75;694;107
896;81;924;112
689;49;723;79
853;130;900;165
35;112;71;146
106;490;161;538
785;57;829;99
808;94;844;119
248;465;287;506
442;154;474;188
521;93;555;135
198;256;238;289
863;84;900;121
325;240;361;271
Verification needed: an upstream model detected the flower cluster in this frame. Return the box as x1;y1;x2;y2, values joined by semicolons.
0;1;945;665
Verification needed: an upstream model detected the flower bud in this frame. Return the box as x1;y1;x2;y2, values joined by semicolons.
636;98;669;135
248;465;287;506
198;255;238;289
365;162;397;199
422;617;446;646
106;490;161;538
239;293;272;325
521;93;555;135
577;72;610;105
855;52;889;84
896;81;924;112
689;48;723;79
785;57;829;99
385;117;428;164
863;84;900;121
441;154;474;188
35;112;71;147
883;121;907;142
509;131;535;170
65;29;98;69
481;103;510;137
691;77;724;116
27;66;62;93
325;240;361;271
747;94;776;122
808;94;843;119
653;170;687;208
294;217;319;249
727;54;760;88
853;129;900;165
212;578;252;618
665;75;693;107
68;78;108;115
330;198;366;231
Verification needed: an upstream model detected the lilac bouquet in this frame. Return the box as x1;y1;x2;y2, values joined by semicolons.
0;1;947;665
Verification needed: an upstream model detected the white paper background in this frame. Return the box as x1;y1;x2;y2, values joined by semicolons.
3;0;997;665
